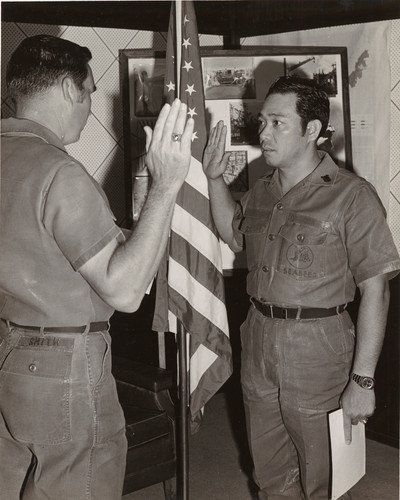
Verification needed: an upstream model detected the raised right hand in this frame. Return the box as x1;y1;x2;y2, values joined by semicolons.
144;99;194;192
203;120;232;180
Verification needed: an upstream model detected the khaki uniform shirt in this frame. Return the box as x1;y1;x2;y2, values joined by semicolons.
0;118;124;326
232;153;400;308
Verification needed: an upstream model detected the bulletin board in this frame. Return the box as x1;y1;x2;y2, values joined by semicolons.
120;46;351;268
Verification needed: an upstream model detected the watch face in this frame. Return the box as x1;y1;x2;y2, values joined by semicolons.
361;377;374;389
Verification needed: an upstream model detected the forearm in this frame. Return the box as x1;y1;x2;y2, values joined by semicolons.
340;274;390;441
106;183;179;310
351;275;390;376
79;99;193;312
208;176;242;252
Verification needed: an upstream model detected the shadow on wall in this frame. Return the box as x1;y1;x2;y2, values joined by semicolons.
101;90;127;227
103;31;168;228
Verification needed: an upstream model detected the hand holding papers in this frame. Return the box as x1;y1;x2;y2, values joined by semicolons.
329;409;366;500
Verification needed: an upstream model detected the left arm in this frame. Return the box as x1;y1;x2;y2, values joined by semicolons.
340;273;390;444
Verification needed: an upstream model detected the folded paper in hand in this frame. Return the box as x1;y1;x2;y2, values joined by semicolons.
329;409;366;499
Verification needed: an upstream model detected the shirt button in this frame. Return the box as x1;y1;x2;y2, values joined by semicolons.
259;297;267;303
276;203;283;210
29;363;37;372
268;234;275;240
297;233;305;242
262;266;270;272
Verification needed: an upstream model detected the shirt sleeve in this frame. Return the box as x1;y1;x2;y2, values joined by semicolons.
43;160;124;271
232;197;248;251
344;183;400;285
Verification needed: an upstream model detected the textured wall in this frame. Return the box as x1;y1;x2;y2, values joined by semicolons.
1;20;399;250
389;20;400;251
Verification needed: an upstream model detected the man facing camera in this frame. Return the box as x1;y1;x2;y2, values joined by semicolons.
203;76;400;499
0;35;193;499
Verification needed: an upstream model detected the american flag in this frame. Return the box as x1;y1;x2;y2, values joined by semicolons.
152;0;232;430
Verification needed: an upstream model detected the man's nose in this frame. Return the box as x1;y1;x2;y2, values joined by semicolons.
259;122;271;139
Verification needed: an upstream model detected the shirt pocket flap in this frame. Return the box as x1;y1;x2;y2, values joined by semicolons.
239;216;269;235
278;222;329;245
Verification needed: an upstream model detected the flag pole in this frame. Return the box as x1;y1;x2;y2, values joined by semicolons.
176;0;182;94
175;3;189;498
177;319;189;500
154;0;232;496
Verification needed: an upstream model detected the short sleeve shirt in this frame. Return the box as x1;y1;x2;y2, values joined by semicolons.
232;153;400;308
0;118;125;325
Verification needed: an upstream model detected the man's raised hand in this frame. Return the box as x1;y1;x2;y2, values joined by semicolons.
203;120;232;180
144;99;194;192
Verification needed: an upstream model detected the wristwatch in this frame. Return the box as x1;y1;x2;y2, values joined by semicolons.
351;373;375;390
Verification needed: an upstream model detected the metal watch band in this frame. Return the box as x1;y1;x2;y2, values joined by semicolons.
351;372;375;390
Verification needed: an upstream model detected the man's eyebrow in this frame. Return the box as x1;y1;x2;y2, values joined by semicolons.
257;111;287;119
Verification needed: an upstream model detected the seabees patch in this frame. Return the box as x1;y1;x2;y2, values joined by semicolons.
279;243;323;279
286;244;314;269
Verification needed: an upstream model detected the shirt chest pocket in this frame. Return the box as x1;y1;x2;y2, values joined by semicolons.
239;216;270;270
277;222;329;280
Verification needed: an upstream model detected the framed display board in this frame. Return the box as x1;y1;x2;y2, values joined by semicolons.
120;46;352;226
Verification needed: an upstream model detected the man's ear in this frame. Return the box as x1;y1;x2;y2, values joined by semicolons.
306;119;322;142
61;76;76;105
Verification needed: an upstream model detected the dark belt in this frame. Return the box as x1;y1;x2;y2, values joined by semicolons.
251;298;346;320
2;320;108;334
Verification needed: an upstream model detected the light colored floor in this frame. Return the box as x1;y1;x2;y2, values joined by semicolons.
124;392;399;500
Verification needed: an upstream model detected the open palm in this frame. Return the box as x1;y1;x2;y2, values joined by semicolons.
203;121;231;180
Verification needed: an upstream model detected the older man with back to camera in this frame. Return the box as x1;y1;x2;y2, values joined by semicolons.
202;76;400;499
0;35;194;499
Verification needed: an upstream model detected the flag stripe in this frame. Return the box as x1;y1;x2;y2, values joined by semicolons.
189;343;217;393
154;0;232;430
189;353;231;418
184;158;209;199
169;232;225;301
167;295;232;370
168;259;229;336
175;175;215;232
171;208;222;273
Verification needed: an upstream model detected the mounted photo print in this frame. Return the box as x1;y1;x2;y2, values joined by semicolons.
283;54;339;96
132;61;165;117
223;151;249;197
202;57;256;99
229;101;260;146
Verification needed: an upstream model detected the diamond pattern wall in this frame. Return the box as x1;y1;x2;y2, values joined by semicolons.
1;20;398;250
390;20;400;249
92;59;124;142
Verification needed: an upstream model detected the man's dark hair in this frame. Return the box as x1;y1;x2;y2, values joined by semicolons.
6;35;92;100
266;76;330;138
